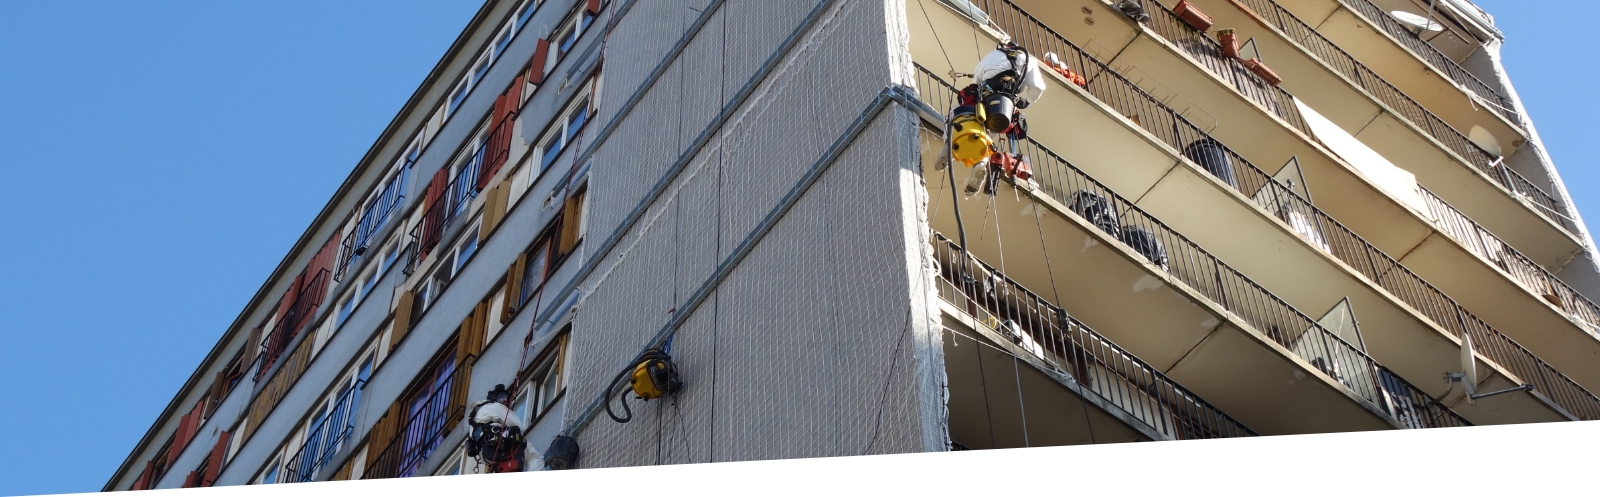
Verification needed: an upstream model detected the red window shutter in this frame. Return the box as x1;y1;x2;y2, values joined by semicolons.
182;471;198;488
202;431;230;486
419;168;449;260
529;39;551;85
586;0;601;15
133;461;154;490
169;400;204;464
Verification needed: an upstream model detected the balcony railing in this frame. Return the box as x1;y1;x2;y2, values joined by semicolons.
1335;0;1518;124
1420;187;1600;331
928;3;1600;419
1222;0;1568;230
1130;0;1312;134
933;234;1258;440
284;379;366;483
361;363;470;480
259;269;331;380
409;109;518;269
917;68;1469;429
336;167;410;282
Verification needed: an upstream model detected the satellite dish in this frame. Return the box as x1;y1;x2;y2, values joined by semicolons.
1390;11;1443;33
1468;125;1503;156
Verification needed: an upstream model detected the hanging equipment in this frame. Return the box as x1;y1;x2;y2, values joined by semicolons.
603;347;683;423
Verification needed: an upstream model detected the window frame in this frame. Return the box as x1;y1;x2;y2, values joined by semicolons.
532;83;595;176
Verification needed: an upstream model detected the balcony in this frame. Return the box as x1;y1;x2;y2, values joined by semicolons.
1147;0;1578;260
259;269;331;380
914;89;1464;436
934;234;1257;446
361;362;470;480
336;167;409;282
915;0;1600;421
283;379;366;483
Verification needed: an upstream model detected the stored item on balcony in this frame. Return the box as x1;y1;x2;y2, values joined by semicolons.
543;435;579;470
1117;0;1151;24
948;106;994;168
604;347;683;423
1068;190;1121;236
1183;138;1239;188
1174;0;1214;32
465;384;528;473
1242;58;1283;87
1120;226;1170;270
1043;52;1088;88
1218;29;1239;59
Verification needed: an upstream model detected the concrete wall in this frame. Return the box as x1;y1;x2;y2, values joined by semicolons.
557;0;941;468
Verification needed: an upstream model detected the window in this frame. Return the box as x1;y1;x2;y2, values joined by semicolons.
553;10;595;61
359;264;380;300
514;0;542;33
512;333;566;425
447;80;470;118
534;90;594;174
379;238;401;276
335;292;356;328
397;346;458;478
519;235;553;307
492;26;513;59
435;446;467;476
455;224;480;273
256;457;280;485
471;53;492;91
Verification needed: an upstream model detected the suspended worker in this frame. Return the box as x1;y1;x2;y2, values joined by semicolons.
953;40;1045;198
465;384;529;473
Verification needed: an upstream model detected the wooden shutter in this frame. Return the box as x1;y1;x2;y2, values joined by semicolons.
479;75;523;191
182;471;198;488
586;0;602;15
501;253;528;324
419;168;449;260
558;196;582;254
459;302;489;366
207;371;226;414
389;290;417;351
133;461;155;490
529;39;551;85
201;431;230;486
365;401;403;474
170;400;205;464
480;182;510;243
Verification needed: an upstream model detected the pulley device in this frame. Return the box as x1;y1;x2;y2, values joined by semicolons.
604;347;683;423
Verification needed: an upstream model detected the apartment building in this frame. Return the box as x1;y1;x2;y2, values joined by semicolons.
104;0;1600;489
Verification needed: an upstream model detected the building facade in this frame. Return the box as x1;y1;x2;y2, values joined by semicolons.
105;0;1600;489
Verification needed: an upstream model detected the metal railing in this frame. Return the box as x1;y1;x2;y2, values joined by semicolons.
1420;187;1600;333
917;68;1469;429
409;108;519;268
1132;0;1311;134
925;1;1600;418
259;269;331;380
361;363;469;480
336;167;410;282
933;235;1258;440
284;379;367;483
1335;0;1518;124
1224;0;1569;230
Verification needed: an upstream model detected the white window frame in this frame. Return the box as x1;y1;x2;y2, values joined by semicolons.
254;456;281;485
533;84;594;174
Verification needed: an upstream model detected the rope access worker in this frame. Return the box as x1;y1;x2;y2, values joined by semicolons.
953;41;1046;197
465;384;529;473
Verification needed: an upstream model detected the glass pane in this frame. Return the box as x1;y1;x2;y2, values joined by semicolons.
540;137;562;173
565;104;589;142
456;233;479;273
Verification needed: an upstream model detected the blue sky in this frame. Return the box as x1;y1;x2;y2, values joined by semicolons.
0;1;1595;496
